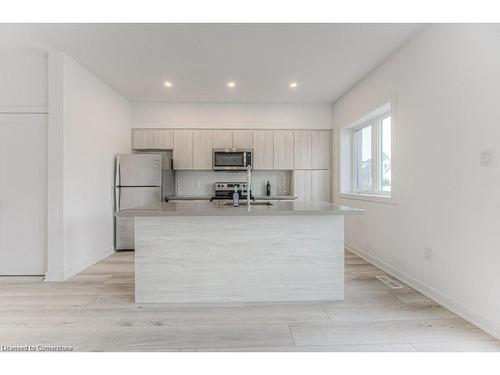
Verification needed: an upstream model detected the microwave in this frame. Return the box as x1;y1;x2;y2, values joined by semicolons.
213;148;253;171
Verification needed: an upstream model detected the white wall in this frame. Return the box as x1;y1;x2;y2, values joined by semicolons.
132;102;333;129
0;54;47;112
47;52;131;280
332;24;500;338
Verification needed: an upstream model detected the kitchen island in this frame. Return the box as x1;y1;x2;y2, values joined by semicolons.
115;201;363;304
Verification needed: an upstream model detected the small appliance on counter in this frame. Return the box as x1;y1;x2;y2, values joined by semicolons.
210;182;254;202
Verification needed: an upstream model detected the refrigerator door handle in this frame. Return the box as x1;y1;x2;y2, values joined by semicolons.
118;160;122;187
118;188;122;211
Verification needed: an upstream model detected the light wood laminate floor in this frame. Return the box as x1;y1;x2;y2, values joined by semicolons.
0;250;498;352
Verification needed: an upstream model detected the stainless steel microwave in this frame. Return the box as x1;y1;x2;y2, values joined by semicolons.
213;148;253;171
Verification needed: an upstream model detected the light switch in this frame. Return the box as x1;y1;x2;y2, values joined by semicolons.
480;149;494;167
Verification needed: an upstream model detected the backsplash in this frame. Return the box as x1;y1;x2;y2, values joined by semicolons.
176;170;290;196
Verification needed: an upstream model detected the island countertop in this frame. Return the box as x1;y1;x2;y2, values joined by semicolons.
115;200;364;217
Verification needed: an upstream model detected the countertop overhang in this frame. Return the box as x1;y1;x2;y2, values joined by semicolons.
115;201;364;217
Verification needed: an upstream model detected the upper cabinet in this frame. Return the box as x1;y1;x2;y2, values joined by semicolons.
132;129;155;149
132;128;331;172
273;130;294;170
132;129;173;149
232;130;253;149
173;130;194;170
155;129;174;149
253;130;274;170
212;130;233;149
311;130;330;170
193;129;213;170
293;131;312;169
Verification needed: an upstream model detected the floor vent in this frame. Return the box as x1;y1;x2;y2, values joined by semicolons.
376;275;404;289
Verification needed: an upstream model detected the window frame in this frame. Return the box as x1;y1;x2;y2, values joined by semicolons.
339;101;395;204
351;111;391;196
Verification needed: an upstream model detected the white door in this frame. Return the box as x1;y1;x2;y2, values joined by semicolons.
0;114;47;275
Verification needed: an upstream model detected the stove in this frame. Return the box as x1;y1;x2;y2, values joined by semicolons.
210;182;254;202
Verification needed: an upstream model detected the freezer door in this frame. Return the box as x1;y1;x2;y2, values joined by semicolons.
114;186;161;250
116;154;162;187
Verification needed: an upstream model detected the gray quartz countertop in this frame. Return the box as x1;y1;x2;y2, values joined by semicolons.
115;200;364;217
165;195;297;201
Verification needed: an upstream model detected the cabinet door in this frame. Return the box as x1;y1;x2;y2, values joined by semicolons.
212;130;233;149
293;131;312;169
312;170;330;202
311;130;331;169
232;130;253;149
273;130;294;170
253;130;274;170
132;129;155;149
193;129;213;170
155;129;174;149
293;170;312;201
173;130;194;169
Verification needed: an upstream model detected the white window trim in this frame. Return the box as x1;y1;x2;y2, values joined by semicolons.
339;100;397;204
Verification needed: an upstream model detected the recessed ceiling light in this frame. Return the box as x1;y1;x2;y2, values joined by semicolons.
164;81;173;88
289;82;298;89
227;81;236;88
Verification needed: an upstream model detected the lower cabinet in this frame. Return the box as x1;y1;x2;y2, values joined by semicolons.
293;169;330;202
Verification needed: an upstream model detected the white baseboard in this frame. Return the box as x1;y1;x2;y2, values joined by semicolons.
44;271;65;282
44;248;114;282
346;242;500;341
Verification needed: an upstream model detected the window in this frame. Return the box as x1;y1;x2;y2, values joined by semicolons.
339;102;393;201
352;112;391;195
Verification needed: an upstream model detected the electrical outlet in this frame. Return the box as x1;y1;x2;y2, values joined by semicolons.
480;149;494;167
424;248;433;262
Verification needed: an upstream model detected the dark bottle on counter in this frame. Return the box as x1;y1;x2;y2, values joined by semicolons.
266;181;271;196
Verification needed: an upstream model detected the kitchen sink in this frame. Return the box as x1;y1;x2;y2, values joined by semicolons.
222;201;273;206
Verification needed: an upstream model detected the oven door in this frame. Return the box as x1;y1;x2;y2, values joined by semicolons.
213;150;247;170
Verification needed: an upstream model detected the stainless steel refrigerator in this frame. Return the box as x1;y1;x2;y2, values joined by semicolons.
114;154;162;250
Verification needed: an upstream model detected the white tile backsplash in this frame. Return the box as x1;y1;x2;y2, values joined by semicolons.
176;170;290;196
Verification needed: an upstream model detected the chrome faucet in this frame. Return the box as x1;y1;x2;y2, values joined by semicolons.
247;164;252;208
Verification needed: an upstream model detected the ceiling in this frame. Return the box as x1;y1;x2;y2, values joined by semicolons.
0;24;424;103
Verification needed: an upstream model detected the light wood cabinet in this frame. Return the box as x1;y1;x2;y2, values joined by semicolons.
312;130;330;169
293;131;312;169
173;130;194;170
312;169;330;202
232;130;253;149
212;130;233;149
154;129;174;149
253;130;274;170
273;130;294;170
293;170;312;201
132;129;155;149
193;129;213;170
133;129;174;149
